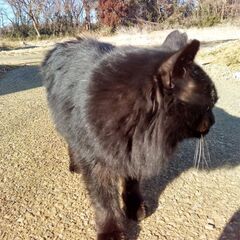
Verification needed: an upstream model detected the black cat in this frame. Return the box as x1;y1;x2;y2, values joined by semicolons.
42;30;218;240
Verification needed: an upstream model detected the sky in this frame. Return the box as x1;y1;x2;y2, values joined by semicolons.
0;0;14;27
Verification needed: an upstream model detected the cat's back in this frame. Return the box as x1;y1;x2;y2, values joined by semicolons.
42;38;114;91
41;38;114;139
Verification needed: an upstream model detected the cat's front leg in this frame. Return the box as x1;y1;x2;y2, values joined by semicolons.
122;178;147;222
95;206;125;240
81;163;126;240
97;219;125;240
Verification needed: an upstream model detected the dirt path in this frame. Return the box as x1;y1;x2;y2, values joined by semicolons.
0;27;240;240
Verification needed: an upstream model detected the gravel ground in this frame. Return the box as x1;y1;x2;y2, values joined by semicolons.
0;27;240;240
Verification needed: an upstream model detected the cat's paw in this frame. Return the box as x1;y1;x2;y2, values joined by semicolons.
69;162;81;173
125;201;147;222
136;202;147;221
97;231;125;240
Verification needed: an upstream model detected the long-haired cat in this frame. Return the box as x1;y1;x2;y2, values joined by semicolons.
42;30;218;240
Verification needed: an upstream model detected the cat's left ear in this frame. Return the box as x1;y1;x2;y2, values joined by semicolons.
159;40;200;89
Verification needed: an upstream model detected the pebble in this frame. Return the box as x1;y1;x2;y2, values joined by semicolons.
234;71;240;80
207;218;215;225
205;223;215;230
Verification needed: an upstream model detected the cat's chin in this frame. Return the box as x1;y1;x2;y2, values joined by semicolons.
193;129;210;138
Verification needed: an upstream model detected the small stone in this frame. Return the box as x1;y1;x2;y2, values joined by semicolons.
16;218;24;223
205;223;215;230
207;218;215;225
234;71;240;80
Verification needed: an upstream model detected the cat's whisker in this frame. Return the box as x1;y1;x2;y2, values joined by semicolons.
197;136;202;170
193;140;198;167
200;136;203;170
193;135;211;171
201;135;209;169
205;138;212;166
193;139;199;168
195;139;199;169
201;135;204;169
194;138;201;169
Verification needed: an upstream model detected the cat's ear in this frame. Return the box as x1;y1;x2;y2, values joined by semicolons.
161;30;188;51
159;40;200;89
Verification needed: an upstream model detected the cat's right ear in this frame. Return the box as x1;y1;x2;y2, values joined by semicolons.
158;40;200;89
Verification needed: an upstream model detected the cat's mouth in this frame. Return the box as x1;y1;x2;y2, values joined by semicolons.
188;125;211;139
195;128;210;138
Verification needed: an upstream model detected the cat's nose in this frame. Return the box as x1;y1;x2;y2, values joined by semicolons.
199;121;209;134
198;112;215;134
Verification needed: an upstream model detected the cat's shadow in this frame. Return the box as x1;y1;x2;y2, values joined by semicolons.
218;209;240;240
127;106;240;239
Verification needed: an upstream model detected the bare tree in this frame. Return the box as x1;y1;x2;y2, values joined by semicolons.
67;0;84;27
0;8;5;28
5;0;25;26
17;0;46;37
1;0;239;38
83;0;91;30
5;0;45;37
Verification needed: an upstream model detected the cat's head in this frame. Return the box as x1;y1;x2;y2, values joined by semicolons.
154;38;218;140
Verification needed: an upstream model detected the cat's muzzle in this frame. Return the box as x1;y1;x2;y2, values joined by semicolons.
197;111;215;136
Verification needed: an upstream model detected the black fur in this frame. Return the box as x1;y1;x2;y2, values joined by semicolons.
42;31;218;239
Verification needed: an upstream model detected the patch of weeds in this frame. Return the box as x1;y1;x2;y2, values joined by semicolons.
199;40;240;70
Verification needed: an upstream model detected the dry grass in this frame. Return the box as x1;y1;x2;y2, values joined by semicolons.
199;40;240;70
0;40;24;51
